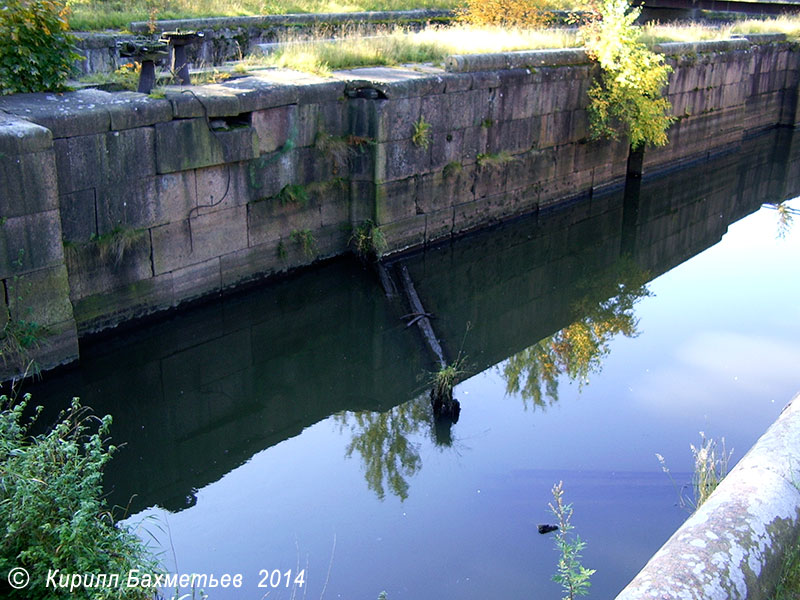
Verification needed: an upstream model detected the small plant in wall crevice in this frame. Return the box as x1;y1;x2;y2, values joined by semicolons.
412;116;432;149
349;219;387;263
290;229;316;258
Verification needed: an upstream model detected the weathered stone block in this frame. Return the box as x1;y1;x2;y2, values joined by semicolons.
151;205;248;274
473;160;508;199
373;97;422;143
452;194;505;234
95;176;159;235
425;207;454;243
155;119;258;173
313;223;350;258
72;271;172;334
247;196;321;247
7;264;74;326
487;118;536;154
247;150;298;201
194;162;253;214
375;139;431;183
104;127;156;180
0;211;64;278
430;129;468;172
54;133;106;194
156;171;197;223
296;146;338;184
418;166;474;212
171;257;221;304
349;180;376;223
380;213;425;251
375;178;418;225
64;231;152;300
54;127;156;195
0;150;58;218
60;189;97;243
316;179;350;227
252;104;297;154
219;241;282;288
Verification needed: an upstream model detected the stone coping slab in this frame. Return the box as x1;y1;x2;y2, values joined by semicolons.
652;38;752;55
0;112;53;154
0;89;172;138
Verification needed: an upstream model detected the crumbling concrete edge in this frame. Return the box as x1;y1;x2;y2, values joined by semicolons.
615;391;800;600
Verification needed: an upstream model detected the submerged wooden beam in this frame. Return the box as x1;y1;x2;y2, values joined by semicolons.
398;265;447;368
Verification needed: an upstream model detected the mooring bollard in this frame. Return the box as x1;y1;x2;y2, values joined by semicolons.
116;38;169;94
160;31;204;85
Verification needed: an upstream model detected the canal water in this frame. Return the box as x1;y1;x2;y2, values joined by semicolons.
24;128;800;599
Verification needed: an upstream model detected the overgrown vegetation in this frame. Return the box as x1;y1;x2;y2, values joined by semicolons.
580;0;674;149
350;219;387;262
549;481;595;600
458;0;563;27
0;395;159;598
656;432;733;511
0;0;80;94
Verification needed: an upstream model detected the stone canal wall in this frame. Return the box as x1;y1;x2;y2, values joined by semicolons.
1;37;798;378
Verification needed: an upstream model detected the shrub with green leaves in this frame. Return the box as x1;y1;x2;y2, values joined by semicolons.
0;0;81;94
0;395;159;598
580;0;673;149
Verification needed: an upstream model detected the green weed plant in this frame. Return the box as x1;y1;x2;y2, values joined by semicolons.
549;481;595;600
0;395;160;598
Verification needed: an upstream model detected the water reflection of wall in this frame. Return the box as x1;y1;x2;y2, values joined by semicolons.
23;129;800;513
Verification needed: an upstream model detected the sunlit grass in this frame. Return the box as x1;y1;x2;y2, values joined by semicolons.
249;24;580;75
731;15;800;41
638;21;734;45
67;0;460;31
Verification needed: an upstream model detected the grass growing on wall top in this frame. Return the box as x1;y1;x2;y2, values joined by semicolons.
248;24;579;74
67;0;461;30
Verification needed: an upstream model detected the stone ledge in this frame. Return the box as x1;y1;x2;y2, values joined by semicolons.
0;89;172;137
652;39;752;56
445;48;590;73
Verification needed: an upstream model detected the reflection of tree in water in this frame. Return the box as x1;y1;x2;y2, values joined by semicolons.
335;396;431;501
764;201;798;238
503;257;652;409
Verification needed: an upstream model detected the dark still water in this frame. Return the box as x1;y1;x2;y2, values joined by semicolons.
24;129;800;600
